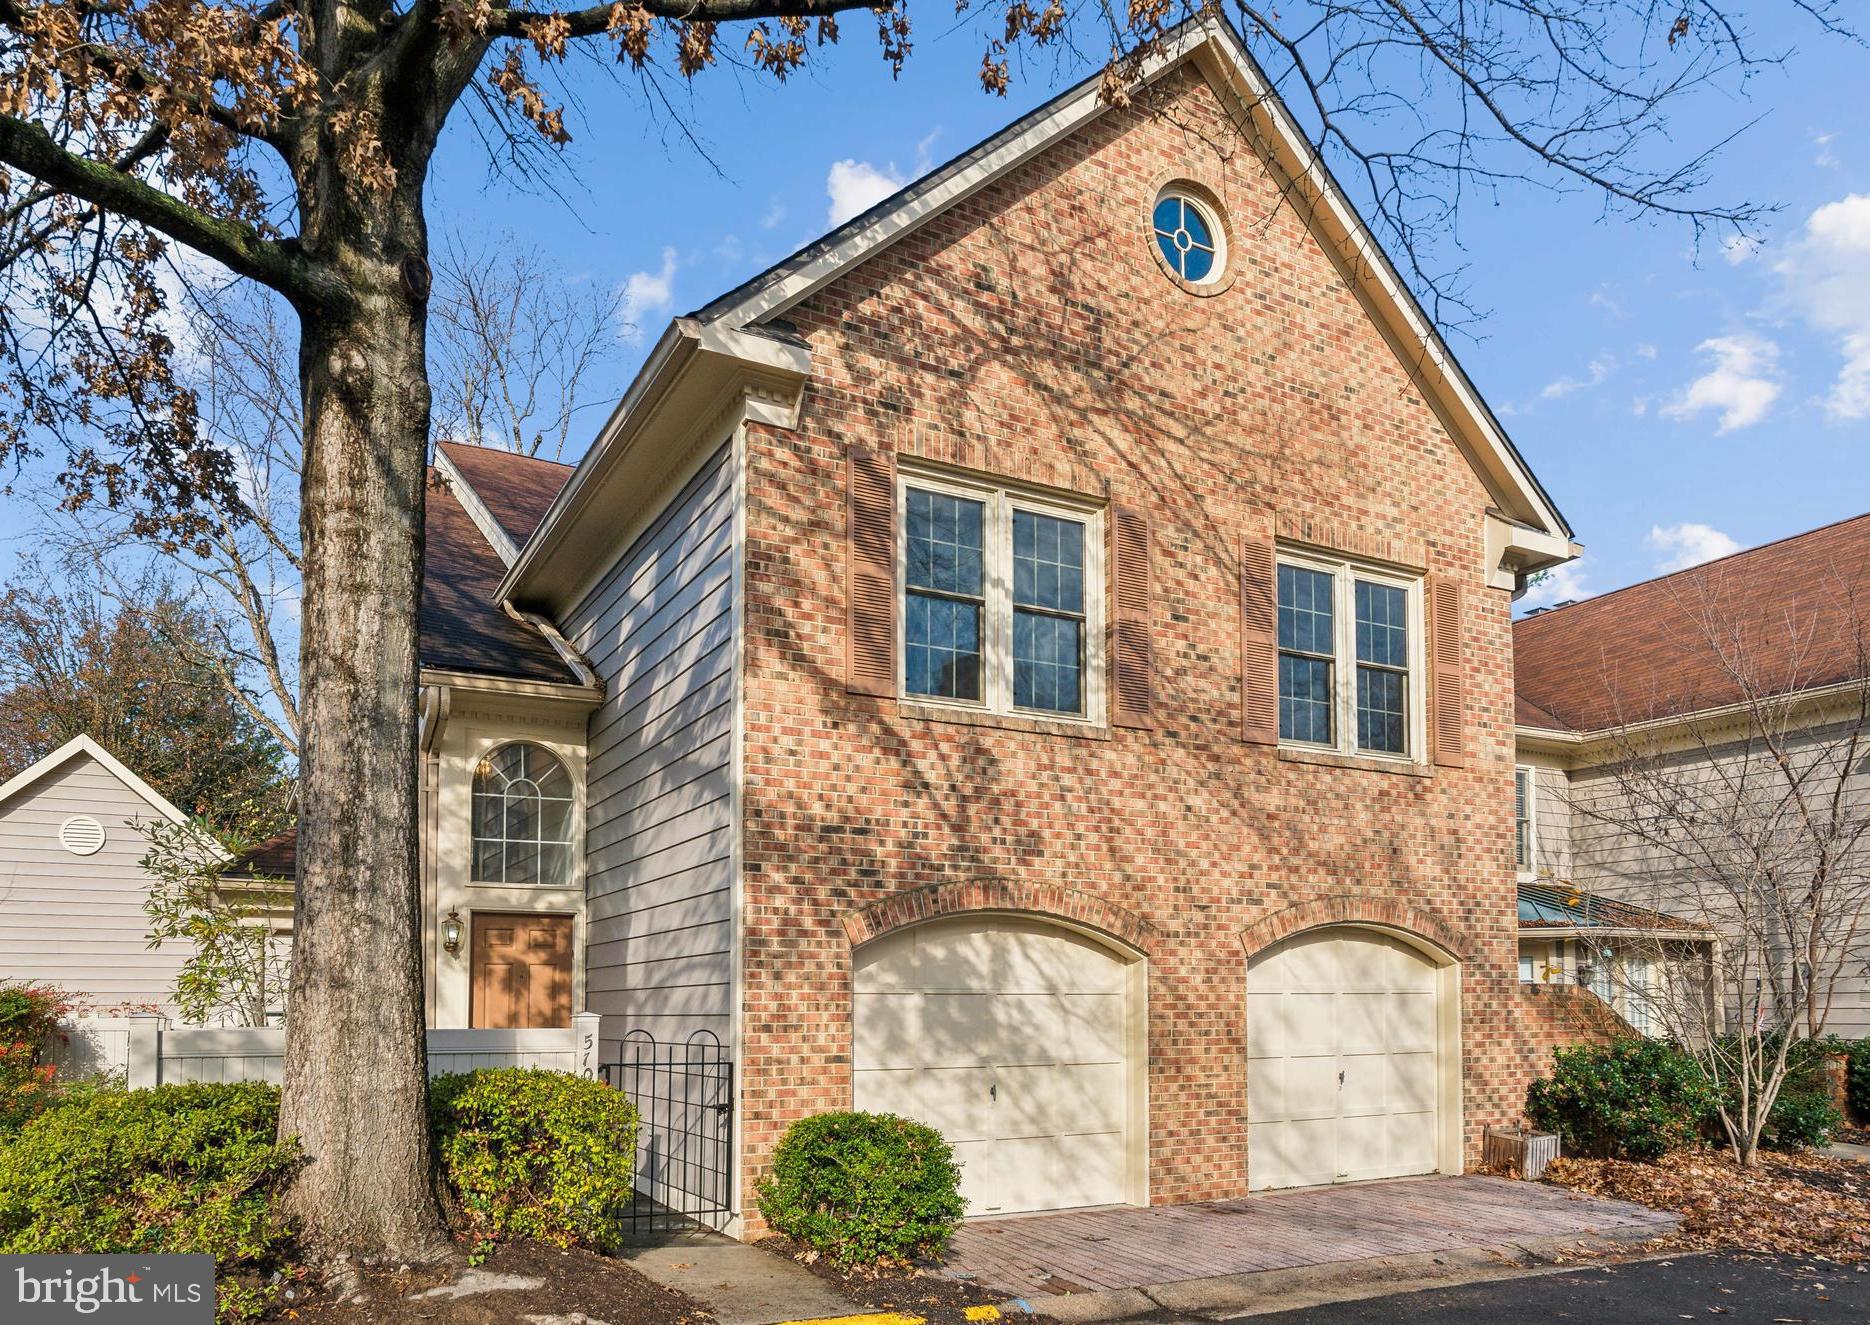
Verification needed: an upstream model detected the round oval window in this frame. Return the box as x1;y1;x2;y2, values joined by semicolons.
1152;190;1223;285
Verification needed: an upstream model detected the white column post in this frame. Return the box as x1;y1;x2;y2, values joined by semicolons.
573;1012;603;1080
124;1013;167;1089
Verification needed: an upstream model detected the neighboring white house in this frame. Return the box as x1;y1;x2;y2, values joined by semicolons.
0;735;200;1015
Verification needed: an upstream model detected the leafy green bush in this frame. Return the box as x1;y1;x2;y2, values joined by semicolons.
0;981;71;1134
431;1067;638;1257
1527;1038;1718;1161
1848;1039;1870;1123
1727;1034;1842;1152
0;1082;298;1322
755;1111;965;1267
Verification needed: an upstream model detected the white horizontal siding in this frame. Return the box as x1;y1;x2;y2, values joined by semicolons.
0;755;193;1014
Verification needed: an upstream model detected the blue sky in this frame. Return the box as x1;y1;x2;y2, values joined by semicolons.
3;14;1867;614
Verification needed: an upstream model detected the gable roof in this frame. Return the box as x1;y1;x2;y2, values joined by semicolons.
0;734;191;824
435;441;573;552
1515;512;1870;733
688;13;1570;543
421;472;580;683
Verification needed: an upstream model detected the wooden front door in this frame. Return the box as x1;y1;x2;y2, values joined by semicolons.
470;914;573;1028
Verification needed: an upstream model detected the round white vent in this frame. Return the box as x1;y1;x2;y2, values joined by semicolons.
59;816;107;856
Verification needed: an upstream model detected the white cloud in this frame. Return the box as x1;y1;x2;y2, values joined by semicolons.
1815;130;1839;169
1588;287;1624;319
1519;560;1592;611
826;159;907;226
1646;522;1743;574
1660;334;1782;433
1636;343;1659;360
1775;192;1870;421
760;197;786;230
1720;233;1762;266
618;247;678;345
1541;354;1614;400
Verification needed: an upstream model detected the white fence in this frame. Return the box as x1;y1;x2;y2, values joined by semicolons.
51;1013;602;1088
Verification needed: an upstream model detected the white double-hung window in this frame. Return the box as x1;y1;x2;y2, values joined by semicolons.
1275;550;1424;759
898;467;1104;720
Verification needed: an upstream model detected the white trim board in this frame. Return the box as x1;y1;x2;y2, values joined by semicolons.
0;734;192;825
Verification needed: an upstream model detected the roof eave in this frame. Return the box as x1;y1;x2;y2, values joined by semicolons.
499;319;811;615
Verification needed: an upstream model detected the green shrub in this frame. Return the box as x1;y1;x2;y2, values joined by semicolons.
1527;1038;1718;1161
0;981;73;1134
755;1111;965;1267
1722;1034;1842;1152
1848;1039;1870;1123
431;1067;638;1257
0;1082;298;1322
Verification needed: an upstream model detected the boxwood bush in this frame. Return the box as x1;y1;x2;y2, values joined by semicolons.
430;1066;639;1256
0;1082;298;1322
1848;1038;1870;1123
1527;1038;1719;1161
755;1111;964;1267
1740;1035;1841;1152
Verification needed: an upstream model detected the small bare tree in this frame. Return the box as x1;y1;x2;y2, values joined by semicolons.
1569;578;1870;1166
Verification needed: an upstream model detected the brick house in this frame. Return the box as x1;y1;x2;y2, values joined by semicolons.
283;14;1580;1233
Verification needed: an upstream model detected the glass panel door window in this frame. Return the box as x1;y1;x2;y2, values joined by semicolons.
1275;552;1423;760
900;471;1102;721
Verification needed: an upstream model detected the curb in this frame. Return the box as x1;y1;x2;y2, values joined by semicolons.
992;1222;1681;1322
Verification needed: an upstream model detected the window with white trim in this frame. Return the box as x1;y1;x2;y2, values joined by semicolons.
899;469;1104;720
1275;551;1423;758
471;742;575;887
1514;767;1536;873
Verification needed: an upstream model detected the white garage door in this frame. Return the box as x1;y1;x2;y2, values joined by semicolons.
853;916;1138;1216
1247;927;1444;1191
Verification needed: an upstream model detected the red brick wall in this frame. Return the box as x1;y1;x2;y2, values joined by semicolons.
736;63;1532;1227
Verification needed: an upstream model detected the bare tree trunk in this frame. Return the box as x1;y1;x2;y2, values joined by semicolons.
277;224;451;1261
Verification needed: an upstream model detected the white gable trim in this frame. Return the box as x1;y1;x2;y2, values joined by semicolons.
697;14;1572;545
435;448;522;567
0;734;192;825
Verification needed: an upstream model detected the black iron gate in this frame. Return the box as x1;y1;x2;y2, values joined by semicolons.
601;1029;733;1236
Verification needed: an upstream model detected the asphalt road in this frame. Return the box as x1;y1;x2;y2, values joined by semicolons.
1231;1254;1870;1324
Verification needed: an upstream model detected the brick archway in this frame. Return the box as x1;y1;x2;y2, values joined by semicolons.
842;879;1156;956
1238;894;1473;963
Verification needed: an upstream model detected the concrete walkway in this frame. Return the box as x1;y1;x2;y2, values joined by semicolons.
621;1230;857;1325
941;1175;1677;1310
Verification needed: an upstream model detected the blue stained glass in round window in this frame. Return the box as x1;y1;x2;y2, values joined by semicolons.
1152;191;1221;284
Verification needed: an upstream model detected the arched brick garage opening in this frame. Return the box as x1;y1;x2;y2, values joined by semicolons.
1242;898;1467;1192
847;887;1151;1217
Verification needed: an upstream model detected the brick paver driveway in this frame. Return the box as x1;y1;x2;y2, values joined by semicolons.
942;1176;1675;1300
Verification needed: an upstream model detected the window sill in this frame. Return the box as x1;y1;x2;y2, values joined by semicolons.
1276;746;1432;778
896;700;1112;741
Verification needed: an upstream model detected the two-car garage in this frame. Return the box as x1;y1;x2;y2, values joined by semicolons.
850;913;1460;1217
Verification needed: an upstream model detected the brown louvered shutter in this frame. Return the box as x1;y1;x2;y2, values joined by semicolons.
1429;575;1466;767
845;447;896;696
1240;535;1278;745
1109;504;1153;729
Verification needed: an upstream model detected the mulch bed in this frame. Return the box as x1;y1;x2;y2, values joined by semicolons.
1544;1149;1870;1262
758;1235;1044;1324
278;1242;713;1325
1835;1124;1870;1146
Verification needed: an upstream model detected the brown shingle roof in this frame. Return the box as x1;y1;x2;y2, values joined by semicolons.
421;472;576;683
224;825;296;880
435;441;572;547
1514;513;1870;732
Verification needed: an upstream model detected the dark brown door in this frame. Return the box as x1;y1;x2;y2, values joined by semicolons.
470;914;573;1028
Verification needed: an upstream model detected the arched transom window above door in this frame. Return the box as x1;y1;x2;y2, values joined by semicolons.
471;742;574;887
